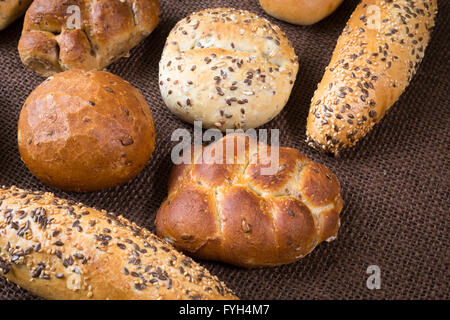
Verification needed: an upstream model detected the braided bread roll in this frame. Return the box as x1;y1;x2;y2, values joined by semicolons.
0;0;33;30
18;0;160;77
0;186;237;300
156;133;343;268
306;0;438;154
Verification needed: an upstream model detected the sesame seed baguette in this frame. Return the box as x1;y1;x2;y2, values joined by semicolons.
306;0;438;155
0;0;33;30
0;186;237;300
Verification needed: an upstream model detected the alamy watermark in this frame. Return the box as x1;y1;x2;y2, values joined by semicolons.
171;121;280;176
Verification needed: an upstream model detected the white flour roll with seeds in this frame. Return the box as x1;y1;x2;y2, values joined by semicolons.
159;8;299;130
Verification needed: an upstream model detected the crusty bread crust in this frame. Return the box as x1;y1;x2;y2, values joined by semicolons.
18;69;156;192
0;0;33;30
156;133;343;268
259;0;344;25
0;186;237;300
159;8;299;131
18;0;161;77
306;0;438;154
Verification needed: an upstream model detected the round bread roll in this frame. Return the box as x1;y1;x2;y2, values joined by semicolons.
18;69;156;192
159;8;299;131
156;133;343;268
259;0;344;25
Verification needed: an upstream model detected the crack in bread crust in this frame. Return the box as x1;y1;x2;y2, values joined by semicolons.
0;185;237;300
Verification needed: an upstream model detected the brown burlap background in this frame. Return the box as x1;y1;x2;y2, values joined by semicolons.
0;0;448;300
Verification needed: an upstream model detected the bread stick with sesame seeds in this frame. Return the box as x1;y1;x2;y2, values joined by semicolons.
259;0;344;26
306;0;438;155
0;186;237;300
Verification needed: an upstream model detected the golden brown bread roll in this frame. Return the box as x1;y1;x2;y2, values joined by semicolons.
306;0;438;155
18;69;156;192
18;0;160;77
0;185;237;300
0;0;33;30
156;133;343;268
259;0;344;25
159;8;299;131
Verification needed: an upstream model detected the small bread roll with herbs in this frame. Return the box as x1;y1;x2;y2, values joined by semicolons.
18;69;156;192
259;0;344;26
306;0;438;155
18;0;160;77
159;8;299;131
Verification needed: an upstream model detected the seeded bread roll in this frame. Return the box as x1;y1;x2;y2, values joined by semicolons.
306;0;438;155
0;186;237;300
18;0;160;77
159;8;299;131
156;133;343;268
18;69;156;192
0;0;33;30
259;0;344;26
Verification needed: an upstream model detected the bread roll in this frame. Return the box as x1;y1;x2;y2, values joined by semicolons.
18;69;156;192
0;185;237;300
159;8;299;131
0;0;32;30
156;133;343;268
306;0;438;155
259;0;344;25
18;0;160;77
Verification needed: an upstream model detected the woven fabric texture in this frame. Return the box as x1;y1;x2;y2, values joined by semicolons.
0;0;448;300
